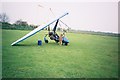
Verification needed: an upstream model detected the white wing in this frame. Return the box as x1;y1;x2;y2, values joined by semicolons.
11;12;69;46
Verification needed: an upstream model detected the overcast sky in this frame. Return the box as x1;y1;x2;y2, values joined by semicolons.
0;0;119;33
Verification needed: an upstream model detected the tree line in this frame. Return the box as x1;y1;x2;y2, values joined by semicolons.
0;13;71;32
0;13;37;30
1;13;118;37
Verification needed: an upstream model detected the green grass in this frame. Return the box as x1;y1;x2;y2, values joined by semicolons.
2;29;118;78
0;29;2;79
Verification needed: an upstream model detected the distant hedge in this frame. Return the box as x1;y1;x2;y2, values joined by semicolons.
0;22;34;30
70;30;119;37
0;22;119;37
0;22;11;29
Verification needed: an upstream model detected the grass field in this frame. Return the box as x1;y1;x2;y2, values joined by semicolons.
0;29;2;79
2;29;118;78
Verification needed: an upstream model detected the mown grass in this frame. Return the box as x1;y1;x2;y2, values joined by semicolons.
2;29;118;78
0;29;2;79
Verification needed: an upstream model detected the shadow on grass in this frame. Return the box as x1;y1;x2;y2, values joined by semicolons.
11;42;69;47
12;42;60;47
12;43;41;47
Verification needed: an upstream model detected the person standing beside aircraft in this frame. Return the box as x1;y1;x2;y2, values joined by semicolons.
59;34;63;45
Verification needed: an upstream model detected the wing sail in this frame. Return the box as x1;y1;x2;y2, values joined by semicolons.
11;12;69;46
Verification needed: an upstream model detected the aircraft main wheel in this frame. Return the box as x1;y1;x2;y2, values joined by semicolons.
45;40;48;43
65;43;68;46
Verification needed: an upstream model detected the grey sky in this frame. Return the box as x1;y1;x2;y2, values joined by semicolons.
0;1;118;33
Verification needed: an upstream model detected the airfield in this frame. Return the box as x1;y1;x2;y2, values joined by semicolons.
2;29;118;78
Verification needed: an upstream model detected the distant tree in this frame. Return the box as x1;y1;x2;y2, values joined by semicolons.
57;27;62;31
15;19;28;26
0;13;9;22
2;22;11;29
30;24;38;29
57;27;67;32
63;29;67;33
67;27;71;31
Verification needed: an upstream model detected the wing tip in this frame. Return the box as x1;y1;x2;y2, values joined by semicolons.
11;42;15;46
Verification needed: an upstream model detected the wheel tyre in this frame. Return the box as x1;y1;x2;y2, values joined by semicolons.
65;43;68;46
45;40;48;43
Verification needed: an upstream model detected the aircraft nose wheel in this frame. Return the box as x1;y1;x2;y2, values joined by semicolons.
62;42;68;46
